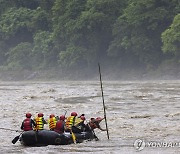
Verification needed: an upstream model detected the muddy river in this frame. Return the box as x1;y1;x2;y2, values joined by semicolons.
0;80;179;153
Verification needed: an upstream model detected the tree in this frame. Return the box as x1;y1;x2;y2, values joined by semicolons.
0;41;8;66
31;7;51;32
15;0;40;9
32;31;57;69
108;0;179;69
52;0;127;69
52;0;87;49
0;0;16;15
6;42;33;70
39;0;55;13
161;14;180;59
74;0;127;65
0;7;35;46
59;44;87;69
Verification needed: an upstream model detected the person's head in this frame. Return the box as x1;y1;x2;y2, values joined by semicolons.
71;112;77;117
89;118;97;129
80;116;85;121
90;118;96;123
60;115;65;121
26;113;32;118
38;113;44;117
49;114;55;118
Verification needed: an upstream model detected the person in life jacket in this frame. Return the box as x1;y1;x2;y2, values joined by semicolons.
21;113;36;131
88;117;107;131
65;112;78;132
34;113;47;130
48;114;57;130
71;115;88;133
54;115;66;134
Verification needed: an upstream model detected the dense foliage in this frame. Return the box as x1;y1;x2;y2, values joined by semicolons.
0;0;179;78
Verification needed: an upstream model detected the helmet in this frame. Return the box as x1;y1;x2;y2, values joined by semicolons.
49;114;55;118
38;113;44;117
80;116;85;121
60;115;65;120
26;113;32;118
90;118;96;122
96;117;103;121
71;112;77;116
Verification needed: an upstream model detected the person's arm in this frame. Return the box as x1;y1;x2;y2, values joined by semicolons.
21;122;24;130
31;119;36;127
62;121;65;132
56;116;59;121
95;122;106;131
78;122;86;131
43;118;47;124
98;125;107;131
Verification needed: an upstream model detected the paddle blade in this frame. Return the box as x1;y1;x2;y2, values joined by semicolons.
71;131;76;144
12;135;19;144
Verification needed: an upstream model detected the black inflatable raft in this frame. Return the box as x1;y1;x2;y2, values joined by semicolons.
19;130;94;146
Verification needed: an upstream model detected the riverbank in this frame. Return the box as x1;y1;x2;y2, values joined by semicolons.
0;67;180;81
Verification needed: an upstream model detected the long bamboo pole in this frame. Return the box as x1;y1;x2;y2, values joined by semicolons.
98;63;109;139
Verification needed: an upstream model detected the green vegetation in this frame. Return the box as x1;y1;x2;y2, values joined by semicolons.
0;0;179;79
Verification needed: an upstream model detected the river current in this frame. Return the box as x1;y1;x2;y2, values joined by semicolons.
0;80;179;154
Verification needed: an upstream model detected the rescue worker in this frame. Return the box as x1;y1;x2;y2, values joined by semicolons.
83;117;106;141
88;117;107;131
71;115;88;133
65;112;77;132
34;113;47;130
54;115;65;134
21;113;36;131
48;114;57;130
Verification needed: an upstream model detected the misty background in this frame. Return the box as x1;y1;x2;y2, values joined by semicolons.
0;0;179;80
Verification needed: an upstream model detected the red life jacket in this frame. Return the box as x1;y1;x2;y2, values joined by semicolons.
23;118;33;131
54;120;64;133
89;121;97;129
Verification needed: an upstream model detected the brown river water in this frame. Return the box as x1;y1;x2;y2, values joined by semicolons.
0;80;179;154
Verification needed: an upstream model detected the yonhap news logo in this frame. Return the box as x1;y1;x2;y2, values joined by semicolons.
134;139;146;151
134;139;180;151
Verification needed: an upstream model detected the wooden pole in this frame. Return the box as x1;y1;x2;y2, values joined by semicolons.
98;63;110;139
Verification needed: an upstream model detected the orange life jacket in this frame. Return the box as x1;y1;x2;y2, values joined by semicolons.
65;116;75;130
48;117;57;130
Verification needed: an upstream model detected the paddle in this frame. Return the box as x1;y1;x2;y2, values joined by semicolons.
12;131;24;144
71;130;76;144
98;63;110;139
92;129;99;141
65;110;76;144
0;127;21;132
64;109;67;116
